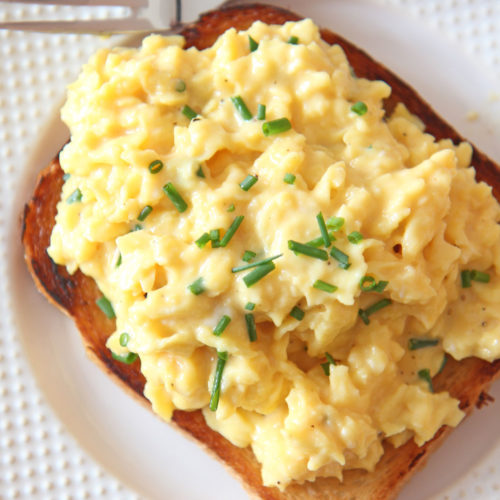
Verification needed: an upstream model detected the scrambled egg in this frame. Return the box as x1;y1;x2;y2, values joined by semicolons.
48;19;500;488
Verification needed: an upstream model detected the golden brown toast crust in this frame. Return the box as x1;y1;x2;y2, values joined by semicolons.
21;4;500;499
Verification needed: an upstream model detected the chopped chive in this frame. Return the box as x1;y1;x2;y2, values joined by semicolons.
288;35;299;44
232;254;282;273
196;165;205;178
326;216;344;231
209;350;228;411
257;104;266;120
62;173;70;181
330;246;350;269
195;232;211;249
360;276;376;291
131;223;142;232
321;352;336;375
471;270;490;283
245;313;257;341
438;354;448;374
227;203;235;212
288;240;328;261
283;173;296;185
290;306;305;321
242;250;257;263
96;296;115;319
313;280;337;293
148;159;163;174
316;212;331;247
306;233;336;247
213;315;231;336
372;280;388;293
163;182;188;213
461;270;472;288
358;298;392;325
182;105;198;120
239;174;258;191
231;96;253;120
137;205;153;221
119;332;130;347
115;253;122;267
351;101;368;116
219;215;244;247
347;231;364;244
243;261;276;287
209;229;221;248
262;117;292;136
408;338;439;350
111;351;138;364
245;302;256;311
187;277;205;295
249;35;258;52
175;79;186;92
418;368;434;393
66;188;82;204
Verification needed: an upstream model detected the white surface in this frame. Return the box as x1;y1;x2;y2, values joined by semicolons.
1;1;500;499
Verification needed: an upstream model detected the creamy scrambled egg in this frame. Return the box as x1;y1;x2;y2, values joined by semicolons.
48;19;500;488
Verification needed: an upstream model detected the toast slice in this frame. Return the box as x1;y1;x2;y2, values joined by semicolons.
22;3;500;499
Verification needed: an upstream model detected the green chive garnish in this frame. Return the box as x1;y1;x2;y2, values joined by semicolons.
360;276;376;291
163;182;188;213
131;224;142;232
242;250;257;262
209;229;221;248
313;280;337;293
358;298;392;325
290;306;305;321
461;270;472;288
288;36;299;44
96;296;115;319
195;232;211;249
116;253;122;267
232;254;282;273
283;173;296;184
245;302;256;311
347;231;363;244
137;205;152;221
262;117;292;136
231;96;252;120
219;215;244;247
243;261;276;287
213;315;231;336
209;350;228;411
182;105;198;120
408;338;439;350
148;160;163;174
330;246;350;269
351;101;368;116
119;333;130;347
321;352;336;375
187;277;205;295
288;240;328;261
471;270;490;283
257;104;266;120
438;354;448;374
227;203;235;212
196;165;205;178
418;368;434;392
175;79;186;92
249;35;258;52
245;313;257;342
316;212;331;247
240;174;258;191
306;233;336;248
326;216;344;231
67;188;82;204
111;352;138;364
372;280;388;293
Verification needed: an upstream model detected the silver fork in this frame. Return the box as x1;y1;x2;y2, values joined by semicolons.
0;0;237;34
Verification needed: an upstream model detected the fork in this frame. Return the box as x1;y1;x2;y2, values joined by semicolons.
0;0;238;34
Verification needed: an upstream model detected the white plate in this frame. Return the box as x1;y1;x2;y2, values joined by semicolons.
3;1;500;499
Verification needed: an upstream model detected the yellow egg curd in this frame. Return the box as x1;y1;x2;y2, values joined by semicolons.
48;19;500;488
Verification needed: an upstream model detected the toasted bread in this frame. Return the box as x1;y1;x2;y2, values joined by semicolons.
21;4;500;499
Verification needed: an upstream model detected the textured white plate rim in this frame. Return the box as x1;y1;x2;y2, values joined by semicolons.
4;1;500;499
